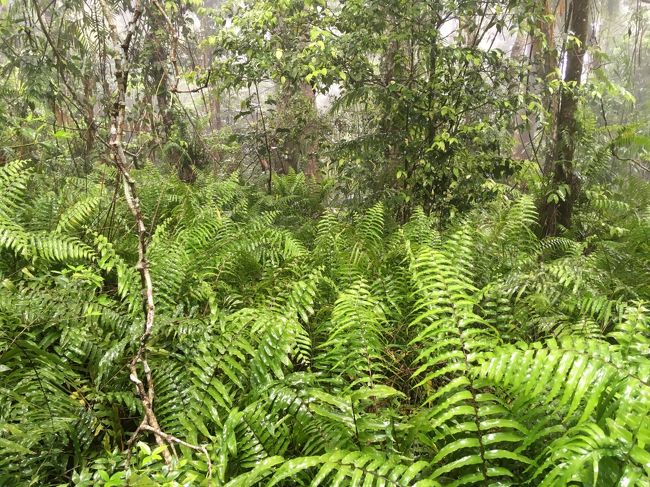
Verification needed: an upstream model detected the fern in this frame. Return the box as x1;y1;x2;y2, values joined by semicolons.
269;449;433;486
317;280;389;388
408;229;532;485
55;195;102;233
3;166;650;486
478;325;650;484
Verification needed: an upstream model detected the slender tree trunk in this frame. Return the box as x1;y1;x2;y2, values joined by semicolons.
274;81;320;178
211;95;222;131
98;0;171;462
149;7;173;138
540;0;590;236
380;38;400;189
510;30;532;160
82;70;96;172
512;0;562;164
301;82;320;180
277;83;297;174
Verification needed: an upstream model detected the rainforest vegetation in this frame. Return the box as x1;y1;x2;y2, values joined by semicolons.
1;0;650;485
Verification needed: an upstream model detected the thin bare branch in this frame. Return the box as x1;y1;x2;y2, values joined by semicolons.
98;0;207;467
140;425;213;479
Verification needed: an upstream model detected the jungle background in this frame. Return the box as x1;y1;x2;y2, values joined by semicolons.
1;0;650;485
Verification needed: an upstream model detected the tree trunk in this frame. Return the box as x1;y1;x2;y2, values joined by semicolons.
301;82;320;180
510;30;532;160
512;0;562;163
379;38;400;189
540;0;590;236
82;71;96;173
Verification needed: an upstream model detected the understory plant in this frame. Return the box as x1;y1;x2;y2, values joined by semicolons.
1;161;649;486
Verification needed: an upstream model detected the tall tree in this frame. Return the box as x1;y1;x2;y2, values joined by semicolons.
511;0;561;162
540;0;590;236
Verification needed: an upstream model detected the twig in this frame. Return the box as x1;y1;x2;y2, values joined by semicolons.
140;425;213;479
172;69;212;93
98;0;171;460
31;0;80;106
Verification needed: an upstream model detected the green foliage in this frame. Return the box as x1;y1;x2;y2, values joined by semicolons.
1;0;648;482
208;0;536;216
2;162;650;486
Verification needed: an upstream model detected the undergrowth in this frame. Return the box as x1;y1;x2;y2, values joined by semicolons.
1;161;649;486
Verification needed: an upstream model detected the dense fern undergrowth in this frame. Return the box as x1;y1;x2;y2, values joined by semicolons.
1;160;650;486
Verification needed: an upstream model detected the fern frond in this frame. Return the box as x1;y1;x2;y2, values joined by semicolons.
409;230;532;484
0;160;31;220
30;232;95;262
0;217;30;256
269;449;434;486
55;195;101;233
317;280;389;388
356;202;385;256
478;335;650;484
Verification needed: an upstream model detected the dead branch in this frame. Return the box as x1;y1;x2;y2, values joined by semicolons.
172;68;212;93
98;0;211;473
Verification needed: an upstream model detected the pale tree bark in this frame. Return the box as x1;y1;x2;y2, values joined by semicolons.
98;0;171;461
379;37;401;188
510;30;532;160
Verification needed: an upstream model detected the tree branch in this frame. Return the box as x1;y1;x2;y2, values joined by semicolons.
98;0;209;470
